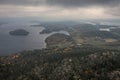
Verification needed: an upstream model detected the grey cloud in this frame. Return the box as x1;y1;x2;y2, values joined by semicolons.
105;7;120;16
0;0;120;18
46;0;120;17
0;0;45;6
0;0;120;7
46;0;120;7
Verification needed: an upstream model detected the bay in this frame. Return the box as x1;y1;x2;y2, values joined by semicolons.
0;22;69;55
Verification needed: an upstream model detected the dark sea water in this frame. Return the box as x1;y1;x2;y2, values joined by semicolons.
0;22;69;56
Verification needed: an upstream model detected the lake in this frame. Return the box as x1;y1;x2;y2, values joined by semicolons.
0;22;69;56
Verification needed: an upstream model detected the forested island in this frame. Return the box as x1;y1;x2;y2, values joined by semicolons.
9;29;29;36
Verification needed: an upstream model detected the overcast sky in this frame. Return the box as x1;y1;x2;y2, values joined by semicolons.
0;0;120;20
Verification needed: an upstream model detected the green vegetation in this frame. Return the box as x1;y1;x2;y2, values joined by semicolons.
45;33;75;47
40;22;120;48
1;22;120;80
0;46;120;80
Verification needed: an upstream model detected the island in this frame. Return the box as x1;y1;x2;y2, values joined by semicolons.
9;29;29;36
40;29;52;34
30;24;41;27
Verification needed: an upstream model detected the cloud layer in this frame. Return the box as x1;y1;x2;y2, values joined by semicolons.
0;0;119;7
46;0;120;7
0;0;120;20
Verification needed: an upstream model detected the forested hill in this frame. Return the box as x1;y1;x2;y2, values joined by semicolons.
0;46;120;80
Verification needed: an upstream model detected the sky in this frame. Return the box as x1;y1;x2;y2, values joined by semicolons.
0;0;120;21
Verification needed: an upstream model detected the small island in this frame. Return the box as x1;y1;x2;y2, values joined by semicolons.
30;24;41;27
9;29;29;36
40;29;52;34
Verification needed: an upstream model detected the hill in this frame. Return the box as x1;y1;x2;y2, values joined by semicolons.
0;46;120;80
45;33;75;47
